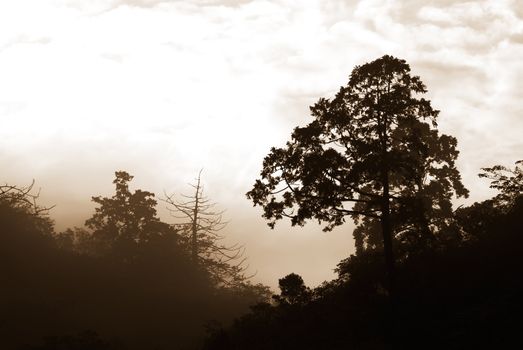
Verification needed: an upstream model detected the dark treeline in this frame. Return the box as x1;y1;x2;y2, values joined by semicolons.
0;172;270;350
205;56;522;349
2;55;522;349
204;190;523;349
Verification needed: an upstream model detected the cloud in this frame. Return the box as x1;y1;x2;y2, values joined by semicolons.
0;35;51;53
100;52;126;63
116;0;253;8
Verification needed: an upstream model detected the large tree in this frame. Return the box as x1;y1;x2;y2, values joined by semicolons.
247;55;467;293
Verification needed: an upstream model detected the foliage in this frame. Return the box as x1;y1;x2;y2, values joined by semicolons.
247;55;468;295
454;160;523;241
83;171;177;260
1;172;270;350
1;181;53;214
0;181;54;235
0;182;56;274
272;273;311;306
479;160;523;208
248;55;466;232
204;194;523;349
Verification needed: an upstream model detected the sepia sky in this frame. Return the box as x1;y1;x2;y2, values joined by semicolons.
1;0;522;289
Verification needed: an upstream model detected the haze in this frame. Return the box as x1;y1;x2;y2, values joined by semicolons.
1;0;522;289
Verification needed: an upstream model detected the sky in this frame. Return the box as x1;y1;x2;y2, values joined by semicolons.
1;0;522;290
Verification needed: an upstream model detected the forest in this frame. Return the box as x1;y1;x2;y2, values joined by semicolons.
2;56;522;350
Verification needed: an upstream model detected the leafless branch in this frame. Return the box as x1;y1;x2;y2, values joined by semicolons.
162;170;253;288
0;180;55;215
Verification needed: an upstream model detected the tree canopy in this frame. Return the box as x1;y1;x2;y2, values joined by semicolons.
247;55;468;290
84;171;176;259
479;160;522;208
1;171;270;350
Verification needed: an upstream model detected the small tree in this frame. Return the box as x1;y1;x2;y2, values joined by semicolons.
164;170;250;287
247;55;467;294
455;160;523;239
0;181;55;240
84;171;176;259
479;160;523;208
273;273;311;306
0;181;53;216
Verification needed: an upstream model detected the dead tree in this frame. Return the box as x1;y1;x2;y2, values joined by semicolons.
164;170;251;287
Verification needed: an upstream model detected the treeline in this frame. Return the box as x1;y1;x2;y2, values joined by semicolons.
3;54;522;350
0;172;269;350
204;179;523;349
203;55;523;349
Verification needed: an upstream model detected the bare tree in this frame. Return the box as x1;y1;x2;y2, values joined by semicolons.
0;180;54;215
164;170;251;287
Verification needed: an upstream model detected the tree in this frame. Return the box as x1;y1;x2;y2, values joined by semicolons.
0;181;55;239
1;181;56;261
352;121;469;256
273;273;311;306
479;160;522;208
0;181;54;216
454;160;523;240
84;171;176;259
247;55;467;294
164;170;250;287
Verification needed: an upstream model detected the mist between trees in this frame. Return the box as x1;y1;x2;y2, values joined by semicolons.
2;55;522;350
1;170;270;350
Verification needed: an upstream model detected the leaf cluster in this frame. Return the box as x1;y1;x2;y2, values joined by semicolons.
479;160;523;208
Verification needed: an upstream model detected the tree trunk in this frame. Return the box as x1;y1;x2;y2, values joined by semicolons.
191;176;200;265
381;171;395;297
380;87;397;348
379;85;395;298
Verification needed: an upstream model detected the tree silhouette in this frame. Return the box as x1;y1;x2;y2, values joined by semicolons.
0;181;55;244
454;160;523;240
205;192;523;349
479;160;522;208
247;55;467;295
273;273;311;306
1;173;270;350
84;171;176;259
164;170;250;287
352;119;469;256
0;181;54;216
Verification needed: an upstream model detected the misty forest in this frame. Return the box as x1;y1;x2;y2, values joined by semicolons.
2;56;522;350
